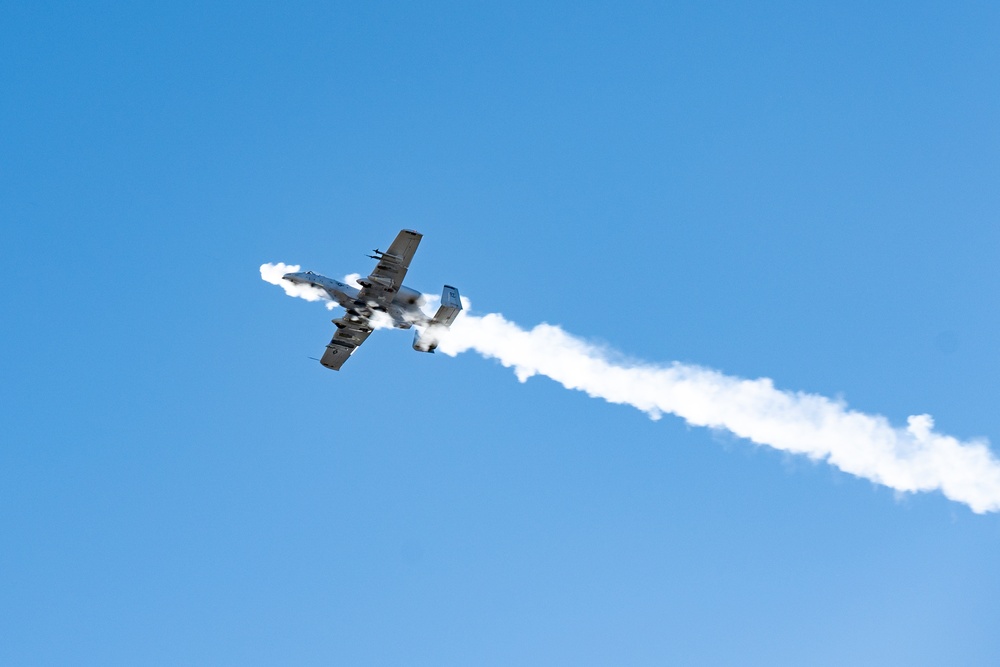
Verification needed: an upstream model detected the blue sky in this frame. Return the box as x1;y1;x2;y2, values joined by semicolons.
3;1;1000;664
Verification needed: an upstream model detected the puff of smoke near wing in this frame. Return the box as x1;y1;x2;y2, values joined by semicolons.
260;262;337;310
261;263;1000;514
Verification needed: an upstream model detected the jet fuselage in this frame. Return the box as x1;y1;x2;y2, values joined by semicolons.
284;271;426;328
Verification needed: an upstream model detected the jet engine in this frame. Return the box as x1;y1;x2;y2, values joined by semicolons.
392;285;424;306
413;285;463;353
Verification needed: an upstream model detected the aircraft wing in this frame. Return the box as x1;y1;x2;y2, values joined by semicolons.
356;229;422;309
320;316;375;371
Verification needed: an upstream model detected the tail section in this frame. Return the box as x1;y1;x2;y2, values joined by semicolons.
413;285;462;353
432;285;462;327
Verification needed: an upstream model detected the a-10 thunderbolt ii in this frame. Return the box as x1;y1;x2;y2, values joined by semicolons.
282;229;462;371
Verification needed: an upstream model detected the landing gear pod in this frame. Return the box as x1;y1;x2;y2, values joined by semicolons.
413;285;462;353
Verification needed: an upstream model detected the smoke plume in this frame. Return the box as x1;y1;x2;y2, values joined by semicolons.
263;262;1000;513
259;262;336;309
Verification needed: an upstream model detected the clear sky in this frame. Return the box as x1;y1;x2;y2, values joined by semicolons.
3;2;999;664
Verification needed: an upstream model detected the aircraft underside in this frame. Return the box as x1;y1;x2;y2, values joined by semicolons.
281;230;461;370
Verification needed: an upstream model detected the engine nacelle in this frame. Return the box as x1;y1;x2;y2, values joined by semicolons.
392;285;425;307
412;285;463;353
413;327;441;353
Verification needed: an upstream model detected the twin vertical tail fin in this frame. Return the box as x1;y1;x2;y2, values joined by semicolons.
413;285;462;353
431;285;463;327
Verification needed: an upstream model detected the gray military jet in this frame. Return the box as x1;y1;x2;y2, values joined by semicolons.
282;229;462;370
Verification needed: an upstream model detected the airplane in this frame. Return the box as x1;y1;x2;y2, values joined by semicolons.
282;229;462;371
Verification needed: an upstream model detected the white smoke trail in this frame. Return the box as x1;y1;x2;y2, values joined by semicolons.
436;314;1000;514
259;262;336;310
262;263;1000;513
